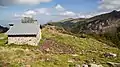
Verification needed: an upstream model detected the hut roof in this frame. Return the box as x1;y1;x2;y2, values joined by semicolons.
6;23;40;35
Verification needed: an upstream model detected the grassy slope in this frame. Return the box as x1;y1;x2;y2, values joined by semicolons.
0;33;7;45
0;27;120;67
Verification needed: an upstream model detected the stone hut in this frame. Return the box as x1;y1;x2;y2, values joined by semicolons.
6;23;41;46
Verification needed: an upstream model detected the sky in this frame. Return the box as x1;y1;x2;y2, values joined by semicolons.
0;0;120;25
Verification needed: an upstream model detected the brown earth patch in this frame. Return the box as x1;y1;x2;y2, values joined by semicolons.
40;39;77;54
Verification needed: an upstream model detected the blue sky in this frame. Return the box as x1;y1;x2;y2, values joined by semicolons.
0;0;119;25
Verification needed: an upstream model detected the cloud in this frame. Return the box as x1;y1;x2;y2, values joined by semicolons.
0;0;52;6
0;6;7;8
14;4;78;18
24;10;36;15
14;10;37;18
35;8;50;15
60;11;76;17
14;8;51;18
55;4;65;11
99;0;120;10
14;4;82;24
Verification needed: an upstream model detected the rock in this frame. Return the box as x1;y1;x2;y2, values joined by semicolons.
104;53;117;58
98;65;103;67
25;65;31;67
68;59;74;63
75;64;80;67
107;62;120;67
82;64;88;67
89;63;103;67
45;48;50;52
72;54;79;57
80;34;87;38
25;49;29;51
90;64;98;67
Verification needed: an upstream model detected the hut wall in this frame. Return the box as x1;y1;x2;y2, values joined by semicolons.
8;37;38;46
36;29;41;44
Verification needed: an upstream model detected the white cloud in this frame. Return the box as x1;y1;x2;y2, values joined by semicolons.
0;0;52;5
35;8;50;15
55;4;65;11
24;10;36;15
14;10;37;18
60;11;76;17
17;0;52;5
14;4;82;24
14;13;21;17
15;4;78;18
99;0;120;10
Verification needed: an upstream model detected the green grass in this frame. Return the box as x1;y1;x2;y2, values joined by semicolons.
0;28;120;67
0;33;7;45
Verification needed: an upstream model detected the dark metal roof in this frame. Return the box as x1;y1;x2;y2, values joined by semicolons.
6;23;40;35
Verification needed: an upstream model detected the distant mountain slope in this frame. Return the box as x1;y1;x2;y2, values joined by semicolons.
45;18;86;33
44;10;120;48
46;10;120;34
74;10;120;34
0;25;9;33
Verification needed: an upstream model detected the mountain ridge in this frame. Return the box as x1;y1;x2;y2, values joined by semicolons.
44;10;120;48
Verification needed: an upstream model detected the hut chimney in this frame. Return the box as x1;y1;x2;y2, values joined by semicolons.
8;23;14;28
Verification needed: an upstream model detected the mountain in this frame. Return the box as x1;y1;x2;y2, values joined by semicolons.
44;10;120;48
73;10;120;34
44;18;86;34
0;25;9;33
46;10;120;34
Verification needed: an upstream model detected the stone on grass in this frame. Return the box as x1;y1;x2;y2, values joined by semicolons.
89;63;103;67
75;64;80;67
72;54;79;57
68;59;74;63
82;64;88;67
104;53;117;58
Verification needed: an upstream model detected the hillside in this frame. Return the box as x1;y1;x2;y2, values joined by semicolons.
45;10;120;48
46;10;120;34
0;26;120;67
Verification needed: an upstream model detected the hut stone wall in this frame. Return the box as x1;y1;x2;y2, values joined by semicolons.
8;37;38;46
8;30;41;46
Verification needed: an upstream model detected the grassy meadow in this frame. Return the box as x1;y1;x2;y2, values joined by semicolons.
0;27;120;67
